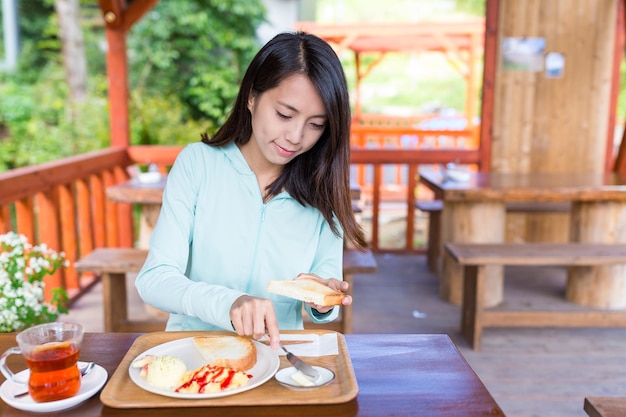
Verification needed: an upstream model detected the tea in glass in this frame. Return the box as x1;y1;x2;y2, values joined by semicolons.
0;322;84;402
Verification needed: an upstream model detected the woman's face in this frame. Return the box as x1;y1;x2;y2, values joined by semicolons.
246;74;327;172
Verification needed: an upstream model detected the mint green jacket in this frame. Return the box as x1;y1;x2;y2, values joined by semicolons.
135;142;343;331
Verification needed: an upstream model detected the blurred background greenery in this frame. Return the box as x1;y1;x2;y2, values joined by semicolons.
9;0;620;175
0;0;265;171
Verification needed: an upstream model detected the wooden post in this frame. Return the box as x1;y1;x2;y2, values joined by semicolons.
440;201;505;306
102;22;129;148
566;201;626;308
99;0;158;146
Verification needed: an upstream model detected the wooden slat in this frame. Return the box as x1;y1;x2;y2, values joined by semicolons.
75;178;94;257
58;183;79;290
482;310;626;327
102;169;118;247
446;243;626;265
371;165;382;249
0;205;10;233
405;164;418;250
112;165;133;247
15;198;34;242
91;174;106;248
37;189;63;299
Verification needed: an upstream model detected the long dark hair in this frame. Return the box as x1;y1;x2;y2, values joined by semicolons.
201;31;366;250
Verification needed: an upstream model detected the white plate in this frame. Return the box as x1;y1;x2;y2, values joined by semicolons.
129;337;279;399
275;366;335;391
0;361;107;413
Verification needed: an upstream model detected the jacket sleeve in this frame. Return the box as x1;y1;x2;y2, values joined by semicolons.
134;145;244;331
304;216;344;324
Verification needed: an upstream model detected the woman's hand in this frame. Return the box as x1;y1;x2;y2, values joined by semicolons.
230;295;280;349
296;273;352;314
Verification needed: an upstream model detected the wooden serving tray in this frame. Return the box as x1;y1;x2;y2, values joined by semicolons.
100;330;358;408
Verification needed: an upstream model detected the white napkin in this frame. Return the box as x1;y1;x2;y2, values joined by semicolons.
263;333;338;357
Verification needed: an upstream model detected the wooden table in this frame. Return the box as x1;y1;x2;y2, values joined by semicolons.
0;332;504;416
584;397;626;417
107;176;362;248
419;170;626;308
107;175;167;248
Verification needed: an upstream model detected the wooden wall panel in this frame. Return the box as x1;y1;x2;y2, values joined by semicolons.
492;0;618;174
491;0;619;242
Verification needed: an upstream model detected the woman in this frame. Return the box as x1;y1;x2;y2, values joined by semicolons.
135;32;366;350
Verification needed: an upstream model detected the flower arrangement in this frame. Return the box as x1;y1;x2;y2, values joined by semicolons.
0;232;70;333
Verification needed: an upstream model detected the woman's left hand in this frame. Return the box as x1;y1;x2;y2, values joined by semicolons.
295;273;352;314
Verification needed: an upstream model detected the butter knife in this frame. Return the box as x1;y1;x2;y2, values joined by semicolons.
280;344;320;381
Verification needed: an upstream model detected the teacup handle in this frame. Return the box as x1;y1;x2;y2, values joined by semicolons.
0;347;26;385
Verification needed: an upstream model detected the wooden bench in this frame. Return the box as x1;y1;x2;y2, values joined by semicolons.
415;200;572;272
74;248;160;333
75;247;377;333
444;242;626;351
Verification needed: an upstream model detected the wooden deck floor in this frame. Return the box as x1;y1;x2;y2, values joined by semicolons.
61;252;626;417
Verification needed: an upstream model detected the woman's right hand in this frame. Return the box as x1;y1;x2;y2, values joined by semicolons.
230;295;280;350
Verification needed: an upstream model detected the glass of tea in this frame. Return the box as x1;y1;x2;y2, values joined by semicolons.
0;322;84;402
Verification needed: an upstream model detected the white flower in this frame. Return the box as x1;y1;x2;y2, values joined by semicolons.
0;232;69;332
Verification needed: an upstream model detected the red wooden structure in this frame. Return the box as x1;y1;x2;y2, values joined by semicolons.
2;0;626;302
295;20;485;125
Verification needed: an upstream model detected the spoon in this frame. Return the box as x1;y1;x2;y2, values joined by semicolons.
13;362;95;399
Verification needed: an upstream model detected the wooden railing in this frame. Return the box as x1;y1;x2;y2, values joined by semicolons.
351;147;481;251
0;136;481;301
0;146;183;302
0;148;133;301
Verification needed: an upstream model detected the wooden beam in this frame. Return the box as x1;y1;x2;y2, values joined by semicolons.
478;0;498;172
98;0;124;28
606;0;626;174
99;0;158;30
123;0;159;31
104;26;129;148
98;0;159;148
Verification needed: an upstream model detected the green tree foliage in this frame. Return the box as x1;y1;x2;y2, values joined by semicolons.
126;0;265;145
0;0;108;171
0;0;265;172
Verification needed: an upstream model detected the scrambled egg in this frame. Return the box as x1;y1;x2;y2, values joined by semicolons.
133;355;187;389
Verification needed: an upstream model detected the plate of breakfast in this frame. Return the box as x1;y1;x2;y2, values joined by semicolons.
128;335;279;399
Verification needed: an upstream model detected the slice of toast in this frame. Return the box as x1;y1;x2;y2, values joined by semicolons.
266;278;346;307
192;335;257;371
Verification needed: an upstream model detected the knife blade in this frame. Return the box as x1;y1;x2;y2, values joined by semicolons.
280;344;320;381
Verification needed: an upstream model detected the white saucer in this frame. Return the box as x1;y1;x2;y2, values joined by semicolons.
137;172;162;184
0;361;107;413
275;366;334;391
